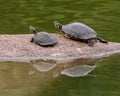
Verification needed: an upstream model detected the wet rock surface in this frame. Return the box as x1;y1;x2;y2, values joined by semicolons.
0;34;120;61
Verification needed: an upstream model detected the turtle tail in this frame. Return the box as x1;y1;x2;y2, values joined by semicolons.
97;37;108;43
29;26;37;34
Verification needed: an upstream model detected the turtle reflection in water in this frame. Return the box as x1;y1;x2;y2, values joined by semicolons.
29;26;57;47
54;21;108;47
53;58;97;77
30;58;97;77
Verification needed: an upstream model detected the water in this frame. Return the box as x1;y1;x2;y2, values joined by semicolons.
0;0;120;96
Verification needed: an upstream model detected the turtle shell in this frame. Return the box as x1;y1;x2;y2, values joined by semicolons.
33;32;57;46
62;22;97;40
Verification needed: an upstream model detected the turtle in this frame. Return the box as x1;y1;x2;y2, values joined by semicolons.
54;21;108;46
29;26;57;47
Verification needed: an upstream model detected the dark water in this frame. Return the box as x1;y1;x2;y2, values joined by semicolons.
0;0;120;96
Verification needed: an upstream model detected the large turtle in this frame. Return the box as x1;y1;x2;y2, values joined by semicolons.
54;21;108;46
29;26;57;47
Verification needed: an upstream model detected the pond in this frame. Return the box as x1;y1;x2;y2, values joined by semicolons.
0;0;120;96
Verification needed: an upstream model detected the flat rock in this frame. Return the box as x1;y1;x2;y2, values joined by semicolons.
0;34;120;61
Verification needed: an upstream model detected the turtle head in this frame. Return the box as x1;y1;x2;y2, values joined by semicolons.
29;26;37;34
54;21;62;31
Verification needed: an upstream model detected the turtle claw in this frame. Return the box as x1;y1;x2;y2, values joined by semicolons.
30;37;34;42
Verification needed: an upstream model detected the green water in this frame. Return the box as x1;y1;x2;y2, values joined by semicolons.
0;0;120;96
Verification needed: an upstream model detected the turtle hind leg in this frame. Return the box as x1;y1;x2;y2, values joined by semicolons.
87;39;94;47
97;37;108;43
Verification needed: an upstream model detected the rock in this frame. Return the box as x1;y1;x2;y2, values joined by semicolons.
0;34;120;62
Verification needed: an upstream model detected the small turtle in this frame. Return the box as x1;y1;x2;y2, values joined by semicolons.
54;21;108;46
29;26;57;47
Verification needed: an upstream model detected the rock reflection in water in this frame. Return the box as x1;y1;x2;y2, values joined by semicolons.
30;58;98;77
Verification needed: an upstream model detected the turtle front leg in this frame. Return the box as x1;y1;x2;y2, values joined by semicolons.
87;39;94;47
30;37;34;42
97;37;108;43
